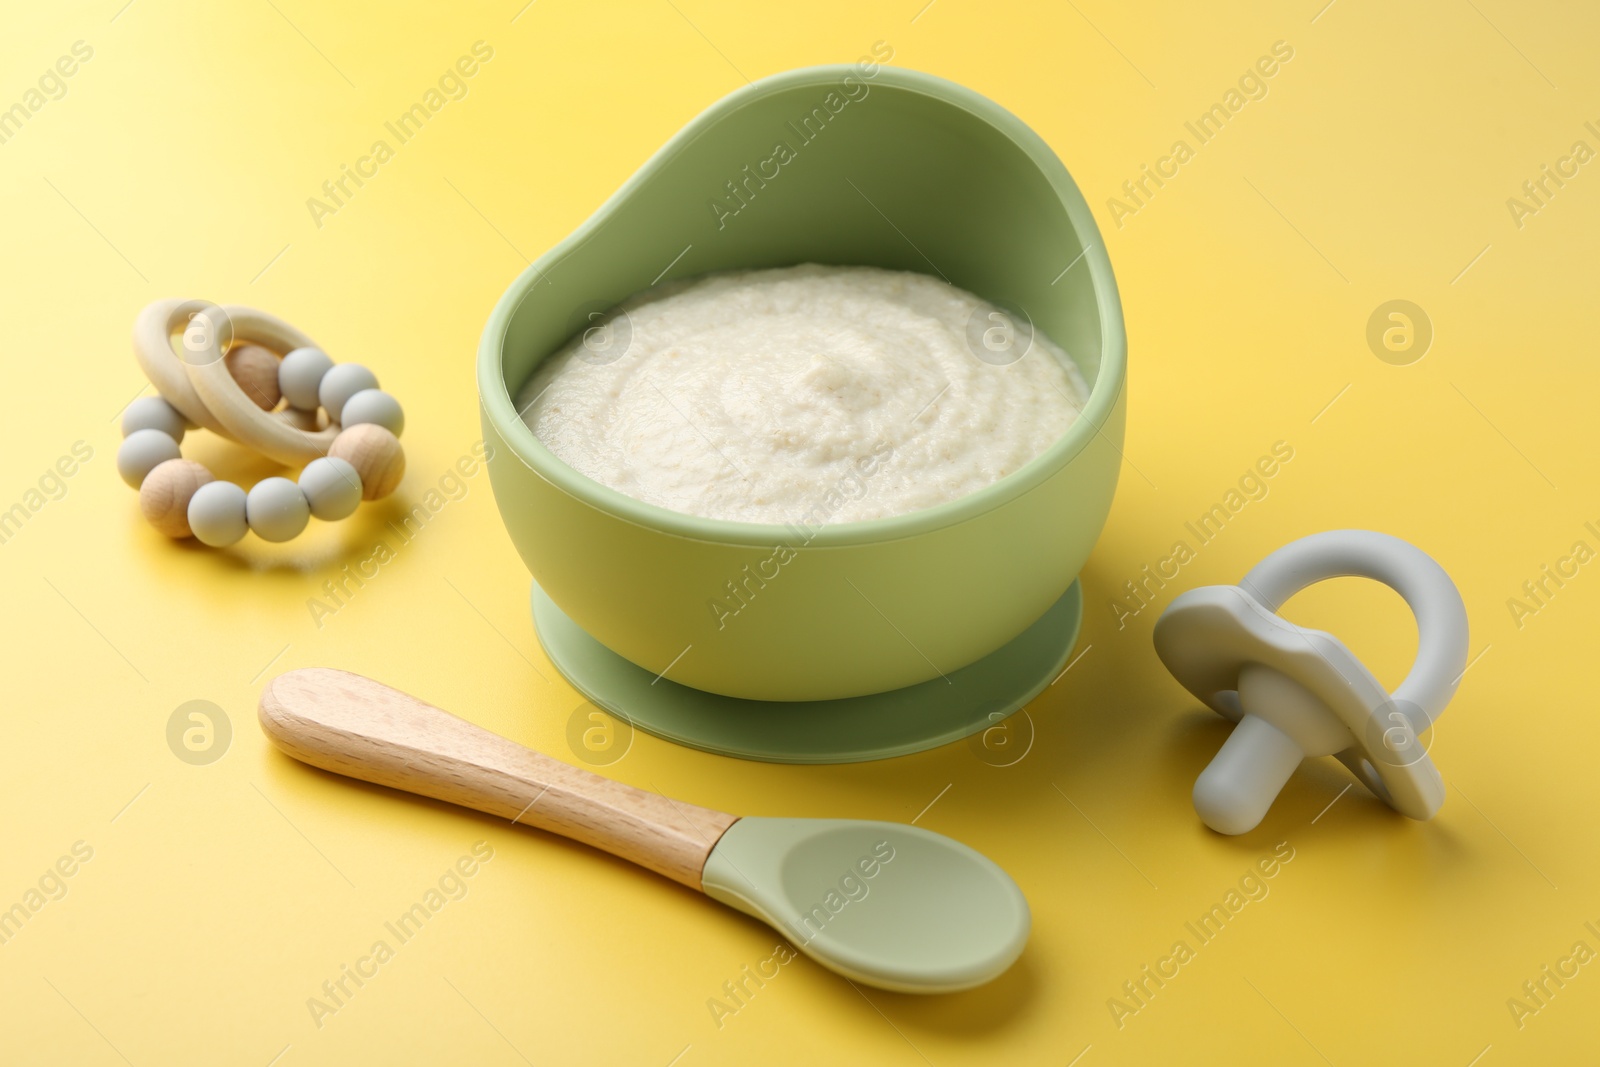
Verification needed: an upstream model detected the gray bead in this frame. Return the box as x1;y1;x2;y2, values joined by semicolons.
187;481;249;547
319;363;379;423
246;477;310;542
117;429;181;487
279;347;335;411
299;457;362;520
339;388;405;436
122;396;187;443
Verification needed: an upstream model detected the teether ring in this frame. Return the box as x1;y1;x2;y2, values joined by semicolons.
1152;530;1468;835
121;299;406;546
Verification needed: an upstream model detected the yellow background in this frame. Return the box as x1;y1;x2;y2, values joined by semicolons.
2;1;1597;1063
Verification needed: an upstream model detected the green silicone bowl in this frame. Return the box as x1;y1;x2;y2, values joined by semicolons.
478;64;1126;703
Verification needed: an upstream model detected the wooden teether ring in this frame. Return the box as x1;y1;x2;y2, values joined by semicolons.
123;298;406;546
133;298;339;465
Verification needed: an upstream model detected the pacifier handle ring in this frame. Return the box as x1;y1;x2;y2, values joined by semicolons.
1238;530;1468;720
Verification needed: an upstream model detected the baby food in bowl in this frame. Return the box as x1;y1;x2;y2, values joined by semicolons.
518;264;1089;524
479;65;1126;705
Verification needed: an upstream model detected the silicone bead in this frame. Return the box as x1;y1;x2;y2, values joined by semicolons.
319;363;379;423
187;481;249;547
299;457;363;521
117;429;182;488
339;388;405;436
279;347;335;411
329;423;404;500
139;459;213;538
121;396;187;443
246;477;311;542
225;344;283;411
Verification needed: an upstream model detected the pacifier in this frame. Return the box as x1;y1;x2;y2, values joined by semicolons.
1153;530;1469;834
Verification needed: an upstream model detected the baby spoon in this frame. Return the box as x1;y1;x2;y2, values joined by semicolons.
258;668;1030;993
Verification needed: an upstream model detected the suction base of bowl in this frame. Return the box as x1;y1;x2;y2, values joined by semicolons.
530;578;1083;764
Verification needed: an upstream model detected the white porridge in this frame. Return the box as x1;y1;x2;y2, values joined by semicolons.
517;264;1087;525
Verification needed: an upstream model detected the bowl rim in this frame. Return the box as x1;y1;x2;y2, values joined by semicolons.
478;64;1126;549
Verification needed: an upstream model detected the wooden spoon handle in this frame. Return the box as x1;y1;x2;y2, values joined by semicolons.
258;667;739;889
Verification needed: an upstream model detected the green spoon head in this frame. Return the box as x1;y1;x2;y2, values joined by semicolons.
702;817;1030;993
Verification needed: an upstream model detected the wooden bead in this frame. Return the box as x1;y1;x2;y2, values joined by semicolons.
140;459;214;538
329;423;404;500
278;406;322;432
226;344;283;411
